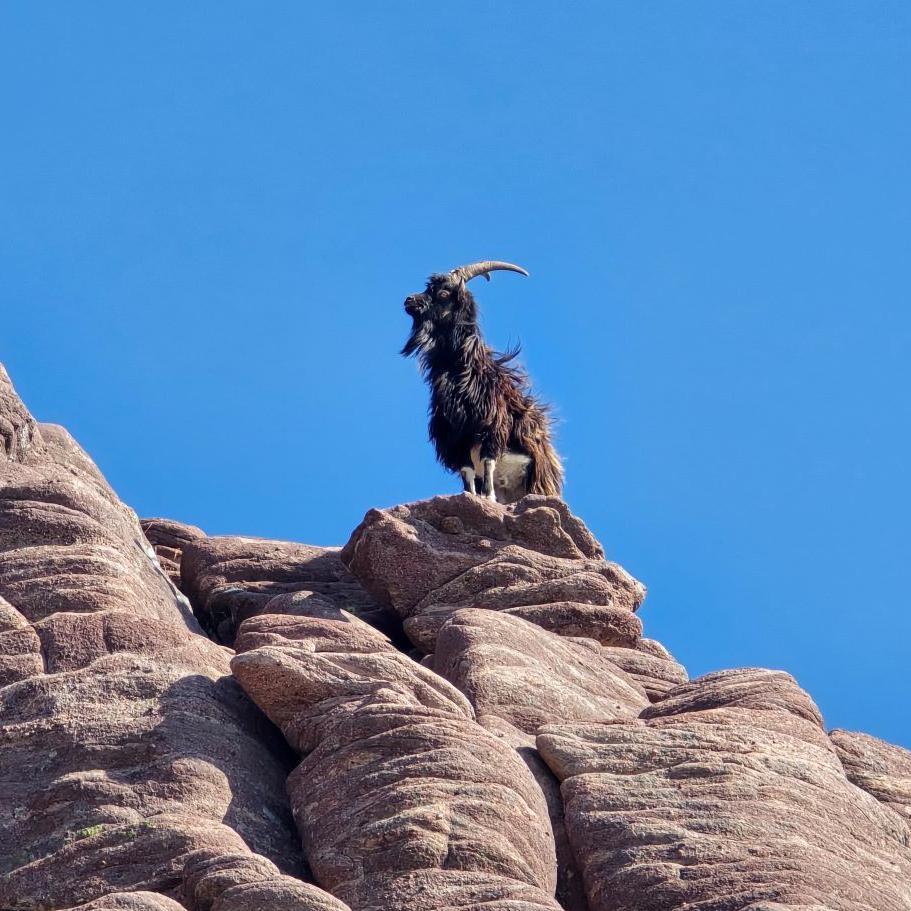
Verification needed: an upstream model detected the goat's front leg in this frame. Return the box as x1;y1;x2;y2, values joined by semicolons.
460;466;477;495
482;458;497;502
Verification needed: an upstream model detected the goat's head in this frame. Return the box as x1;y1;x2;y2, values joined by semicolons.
401;260;528;358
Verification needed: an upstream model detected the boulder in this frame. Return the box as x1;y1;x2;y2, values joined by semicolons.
537;668;911;911
830;729;911;822
434;608;647;735
179;535;395;645
341;494;644;652
231;612;561;910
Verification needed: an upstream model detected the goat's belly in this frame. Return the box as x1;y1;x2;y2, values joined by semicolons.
495;452;532;503
471;446;532;504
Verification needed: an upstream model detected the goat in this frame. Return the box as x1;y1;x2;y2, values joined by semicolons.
401;260;563;503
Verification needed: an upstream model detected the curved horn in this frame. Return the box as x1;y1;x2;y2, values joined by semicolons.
451;260;529;283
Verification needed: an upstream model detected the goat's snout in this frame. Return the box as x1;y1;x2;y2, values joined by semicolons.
404;294;426;316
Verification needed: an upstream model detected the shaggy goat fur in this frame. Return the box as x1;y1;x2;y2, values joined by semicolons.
401;265;563;502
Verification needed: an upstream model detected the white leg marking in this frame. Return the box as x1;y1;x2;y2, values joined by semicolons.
483;458;497;502
460;466;477;494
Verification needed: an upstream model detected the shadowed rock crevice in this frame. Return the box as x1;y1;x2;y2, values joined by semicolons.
175;534;405;649
141;518;206;592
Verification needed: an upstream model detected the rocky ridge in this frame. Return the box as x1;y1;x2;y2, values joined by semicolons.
1;362;909;911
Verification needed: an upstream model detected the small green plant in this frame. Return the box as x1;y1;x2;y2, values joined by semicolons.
69;823;104;841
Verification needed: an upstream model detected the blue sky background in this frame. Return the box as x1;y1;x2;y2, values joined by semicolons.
2;3;908;747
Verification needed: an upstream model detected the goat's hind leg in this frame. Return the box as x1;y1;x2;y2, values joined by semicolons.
460;466;477;495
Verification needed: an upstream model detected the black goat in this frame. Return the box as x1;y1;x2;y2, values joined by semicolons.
401;260;563;503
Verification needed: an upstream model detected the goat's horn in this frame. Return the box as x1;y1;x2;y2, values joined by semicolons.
451;261;529;283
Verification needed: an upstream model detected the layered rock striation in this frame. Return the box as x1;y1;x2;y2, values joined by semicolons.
0;366;341;910
231;610;561;909
1;361;909;911
539;669;911;910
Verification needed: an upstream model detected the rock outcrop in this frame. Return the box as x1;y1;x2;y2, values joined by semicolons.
0;366;340;910
830;728;911;822
433;608;648;734
538;669;911;911
599;638;689;700
181;849;351;911
140;518;205;590
2;360;909;911
230;611;561;910
64;894;187;911
340;495;645;652
178;534;397;646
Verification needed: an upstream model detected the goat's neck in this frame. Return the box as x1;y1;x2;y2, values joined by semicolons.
423;325;491;380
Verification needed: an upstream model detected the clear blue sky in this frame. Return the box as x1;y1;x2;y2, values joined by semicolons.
2;4;908;748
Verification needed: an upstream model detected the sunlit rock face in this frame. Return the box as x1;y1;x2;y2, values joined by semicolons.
231;611;562;910
2;359;910;911
340;493;646;653
539;668;911;911
0;364;331;910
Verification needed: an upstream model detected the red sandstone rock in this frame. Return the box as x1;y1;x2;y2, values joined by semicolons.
480;714;589;911
0;653;303;907
830;728;911;823
599;642;689;700
0;365;39;463
0;593;43;686
231;612;561;910
5;358;911;911
210;881;350;911
141;518;206;589
538;668;911;911
0;428;196;630
434;608;647;735
63;893;187;911
0;365;303;908
181;849;350;911
179;534;394;645
33;608;225;672
341;494;644;652
501;600;642;645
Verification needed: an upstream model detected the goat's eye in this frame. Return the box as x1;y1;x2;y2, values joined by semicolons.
438;290;450;300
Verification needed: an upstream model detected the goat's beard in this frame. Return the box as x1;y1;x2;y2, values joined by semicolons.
401;321;433;358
